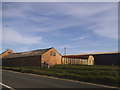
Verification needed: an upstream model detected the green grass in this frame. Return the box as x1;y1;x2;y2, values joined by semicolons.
2;65;120;87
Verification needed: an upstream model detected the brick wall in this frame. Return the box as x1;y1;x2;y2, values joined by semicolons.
41;48;62;66
2;49;14;57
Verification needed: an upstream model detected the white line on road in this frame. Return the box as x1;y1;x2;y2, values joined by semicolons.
0;82;16;90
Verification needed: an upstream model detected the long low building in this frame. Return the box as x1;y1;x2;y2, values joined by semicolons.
1;48;119;67
1;47;62;67
62;55;94;65
92;52;119;65
63;51;119;66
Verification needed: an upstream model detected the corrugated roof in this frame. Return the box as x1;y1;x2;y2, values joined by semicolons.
62;55;89;59
64;51;119;56
3;48;52;59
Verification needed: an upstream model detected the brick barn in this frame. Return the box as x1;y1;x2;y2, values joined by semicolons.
2;47;62;67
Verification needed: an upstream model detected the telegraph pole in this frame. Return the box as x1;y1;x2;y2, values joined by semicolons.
64;47;66;55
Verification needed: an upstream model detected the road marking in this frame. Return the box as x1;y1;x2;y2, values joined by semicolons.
3;69;119;89
0;82;15;90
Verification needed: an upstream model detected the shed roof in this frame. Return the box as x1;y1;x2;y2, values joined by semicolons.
65;51;119;56
62;55;90;59
3;48;52;59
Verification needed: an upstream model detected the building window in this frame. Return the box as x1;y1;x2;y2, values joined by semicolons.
50;52;52;56
53;52;56;56
8;52;11;54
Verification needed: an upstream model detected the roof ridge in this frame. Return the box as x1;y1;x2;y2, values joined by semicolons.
2;47;53;58
13;47;53;54
64;51;119;56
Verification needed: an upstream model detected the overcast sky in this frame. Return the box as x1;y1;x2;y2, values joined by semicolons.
2;2;118;55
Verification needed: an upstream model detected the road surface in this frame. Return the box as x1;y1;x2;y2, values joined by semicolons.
2;70;118;89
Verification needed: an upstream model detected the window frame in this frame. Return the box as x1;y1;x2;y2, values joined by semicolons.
53;52;56;56
50;51;52;56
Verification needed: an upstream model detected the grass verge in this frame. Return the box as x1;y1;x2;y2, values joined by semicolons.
2;65;120;87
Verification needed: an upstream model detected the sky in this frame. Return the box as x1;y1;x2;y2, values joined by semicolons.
1;2;118;55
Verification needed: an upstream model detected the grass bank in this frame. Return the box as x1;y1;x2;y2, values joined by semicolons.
2;65;120;87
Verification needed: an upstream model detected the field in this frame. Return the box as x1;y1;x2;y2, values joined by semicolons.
2;65;120;87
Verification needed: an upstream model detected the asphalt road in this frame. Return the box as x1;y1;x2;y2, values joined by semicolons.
2;70;117;89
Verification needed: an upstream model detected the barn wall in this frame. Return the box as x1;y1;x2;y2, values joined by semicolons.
62;57;88;65
41;48;62;66
2;56;41;67
93;53;119;65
